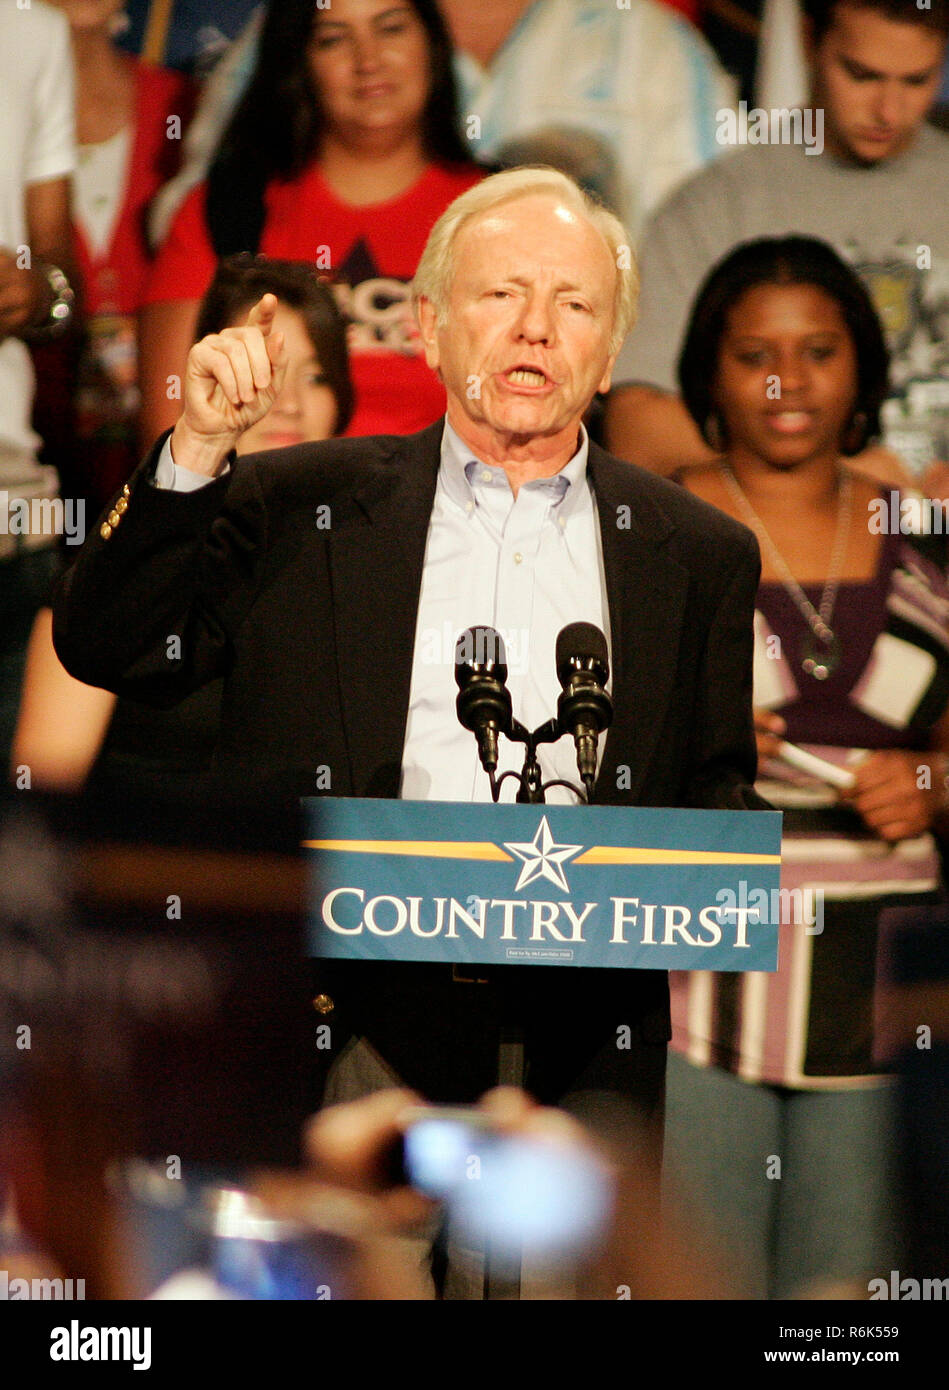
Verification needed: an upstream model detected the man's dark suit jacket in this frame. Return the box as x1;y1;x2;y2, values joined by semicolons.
53;420;763;1108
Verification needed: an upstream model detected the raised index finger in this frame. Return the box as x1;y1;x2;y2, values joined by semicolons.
245;293;279;334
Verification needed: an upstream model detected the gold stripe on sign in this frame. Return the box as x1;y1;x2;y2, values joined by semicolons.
575;847;781;866
303;839;514;860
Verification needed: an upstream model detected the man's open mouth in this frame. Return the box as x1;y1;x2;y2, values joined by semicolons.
505;367;549;386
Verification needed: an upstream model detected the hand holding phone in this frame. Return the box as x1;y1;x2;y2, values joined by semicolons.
305;1087;614;1269
398;1101;614;1263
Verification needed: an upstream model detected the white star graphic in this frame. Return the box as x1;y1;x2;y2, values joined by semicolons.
504;816;583;893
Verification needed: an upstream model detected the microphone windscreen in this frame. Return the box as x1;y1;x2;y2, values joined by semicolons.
556;622;609;683
455;626;508;684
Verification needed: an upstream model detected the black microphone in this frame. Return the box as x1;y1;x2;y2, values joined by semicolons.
455;626;513;775
556;623;613;795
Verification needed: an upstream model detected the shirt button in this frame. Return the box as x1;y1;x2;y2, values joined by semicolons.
481;470;492;484
465;500;474;513
558;516;566;529
513;552;523;564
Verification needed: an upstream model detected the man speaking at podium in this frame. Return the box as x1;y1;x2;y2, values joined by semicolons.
53;168;762;1143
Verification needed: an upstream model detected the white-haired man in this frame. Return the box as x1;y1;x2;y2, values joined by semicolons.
53;169;763;1137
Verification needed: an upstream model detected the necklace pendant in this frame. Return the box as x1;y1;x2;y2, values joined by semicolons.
801;631;841;680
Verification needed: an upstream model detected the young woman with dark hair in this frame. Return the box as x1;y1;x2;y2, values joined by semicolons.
138;0;481;444
13;255;355;798
195;253;355;439
667;234;949;1298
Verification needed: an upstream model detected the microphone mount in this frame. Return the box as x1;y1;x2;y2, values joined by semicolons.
489;717;588;805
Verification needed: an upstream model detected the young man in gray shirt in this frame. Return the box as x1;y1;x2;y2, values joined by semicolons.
605;0;949;489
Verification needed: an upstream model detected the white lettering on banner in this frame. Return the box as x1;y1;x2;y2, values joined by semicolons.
445;898;487;939
321;887;365;934
493;899;527;940
530;900;579;942
407;896;442;937
365;896;407;936
720;907;757;948
560;901;596;940
320;891;763;951
697;904;724;946
610;897;639;944
661;905;697;946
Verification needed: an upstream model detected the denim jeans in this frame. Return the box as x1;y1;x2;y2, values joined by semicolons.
663;1048;902;1299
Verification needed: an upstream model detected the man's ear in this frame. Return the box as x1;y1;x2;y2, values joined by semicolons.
416;296;442;373
597;350;619;398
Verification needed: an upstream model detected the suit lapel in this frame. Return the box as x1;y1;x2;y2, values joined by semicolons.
327;422;442;796
589;445;690;803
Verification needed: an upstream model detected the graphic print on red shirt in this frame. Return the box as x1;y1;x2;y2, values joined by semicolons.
145;162;483;437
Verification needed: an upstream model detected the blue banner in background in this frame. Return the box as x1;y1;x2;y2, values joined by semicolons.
303;799;782;972
117;0;261;74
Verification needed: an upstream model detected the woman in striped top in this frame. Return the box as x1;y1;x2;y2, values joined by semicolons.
669;235;949;1298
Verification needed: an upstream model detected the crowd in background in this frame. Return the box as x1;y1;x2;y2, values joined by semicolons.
2;0;949;1302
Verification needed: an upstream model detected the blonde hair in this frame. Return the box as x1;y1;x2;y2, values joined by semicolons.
412;167;639;354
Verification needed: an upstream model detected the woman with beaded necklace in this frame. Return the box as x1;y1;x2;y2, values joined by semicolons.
668;234;949;1299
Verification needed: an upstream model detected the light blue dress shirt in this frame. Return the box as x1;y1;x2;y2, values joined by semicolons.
401;422;610;802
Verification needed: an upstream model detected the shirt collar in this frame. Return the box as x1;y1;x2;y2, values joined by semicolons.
439;418;590;519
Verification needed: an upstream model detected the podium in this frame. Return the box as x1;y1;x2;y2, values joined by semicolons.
303;796;781;1295
304;797;783;975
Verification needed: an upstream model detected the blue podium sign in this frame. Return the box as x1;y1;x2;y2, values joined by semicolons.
303;799;782;972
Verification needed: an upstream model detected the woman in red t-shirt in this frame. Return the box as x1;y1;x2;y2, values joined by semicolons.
140;0;482;443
